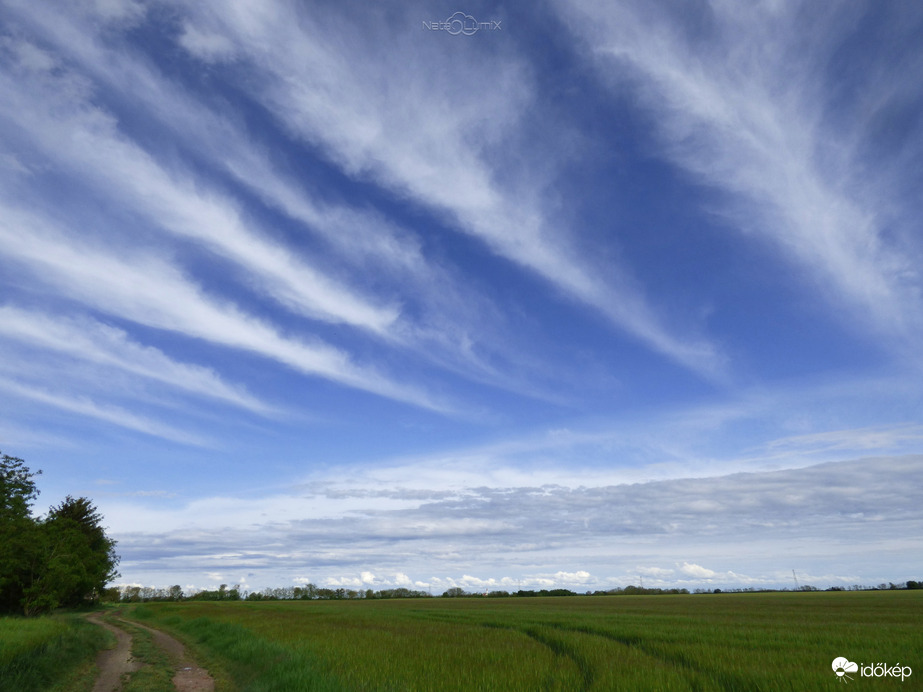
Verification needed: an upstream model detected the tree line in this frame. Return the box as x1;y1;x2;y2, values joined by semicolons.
107;580;923;603
0;453;119;615
111;584;433;602
109;584;696;601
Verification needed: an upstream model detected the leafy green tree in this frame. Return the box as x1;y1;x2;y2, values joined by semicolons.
0;453;41;613
42;496;120;607
0;453;120;615
0;452;40;518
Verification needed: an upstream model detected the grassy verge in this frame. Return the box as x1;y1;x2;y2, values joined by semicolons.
122;606;260;691
126;604;344;691
0;612;109;692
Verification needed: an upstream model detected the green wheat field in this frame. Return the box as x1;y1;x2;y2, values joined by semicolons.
3;591;920;691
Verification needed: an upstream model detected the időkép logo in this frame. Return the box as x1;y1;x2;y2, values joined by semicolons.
832;657;911;683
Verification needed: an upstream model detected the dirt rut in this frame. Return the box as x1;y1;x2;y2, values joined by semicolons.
86;614;142;692
87;613;215;691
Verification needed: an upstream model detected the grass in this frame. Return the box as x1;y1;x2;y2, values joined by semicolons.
119;590;923;691
0;612;109;692
105;615;178;692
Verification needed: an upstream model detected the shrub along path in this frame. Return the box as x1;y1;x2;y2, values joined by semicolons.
86;613;214;691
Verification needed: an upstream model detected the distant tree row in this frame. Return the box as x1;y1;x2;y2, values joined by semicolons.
107;580;923;604
693;583;923;594
444;586;692;597
0;453;120;616
588;586;690;596
112;583;433;602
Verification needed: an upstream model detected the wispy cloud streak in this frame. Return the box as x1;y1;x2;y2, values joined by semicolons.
0;204;448;412
167;0;724;376
0;306;270;414
558;0;923;343
0;377;207;445
1;2;571;390
0;36;396;334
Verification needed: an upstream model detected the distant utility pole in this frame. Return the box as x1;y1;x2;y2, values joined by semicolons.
792;569;799;590
640;575;643;590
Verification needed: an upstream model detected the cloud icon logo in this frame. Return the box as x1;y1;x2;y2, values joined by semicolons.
446;12;479;36
832;657;858;681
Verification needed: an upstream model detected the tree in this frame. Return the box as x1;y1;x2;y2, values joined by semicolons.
0;453;120;615
42;496;120;606
0;452;41;518
0;453;41;613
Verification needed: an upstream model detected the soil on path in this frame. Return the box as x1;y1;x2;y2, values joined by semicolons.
121;618;215;691
86;613;215;692
85;613;141;692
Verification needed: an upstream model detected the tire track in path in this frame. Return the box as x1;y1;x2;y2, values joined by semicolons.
85;613;141;692
86;612;215;691
120;618;214;691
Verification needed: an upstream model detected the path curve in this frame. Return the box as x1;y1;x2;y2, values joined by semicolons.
119;618;215;691
86;613;214;692
86;613;142;692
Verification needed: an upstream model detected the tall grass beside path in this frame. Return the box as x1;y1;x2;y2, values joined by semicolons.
0;613;109;691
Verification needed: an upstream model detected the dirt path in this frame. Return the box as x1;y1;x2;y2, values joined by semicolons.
120;618;215;691
86;614;142;692
87;613;215;691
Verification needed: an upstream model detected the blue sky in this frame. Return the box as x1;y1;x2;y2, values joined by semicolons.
1;0;921;594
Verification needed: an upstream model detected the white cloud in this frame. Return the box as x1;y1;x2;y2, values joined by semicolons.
552;570;593;584
167;1;723;377
178;21;235;62
0;376;206;445
0;3;572;394
0;204;448;412
104;455;923;589
0;306;271;413
0;45;398;334
638;566;674;577
767;425;923;454
680;562;716;579
558;0;923;345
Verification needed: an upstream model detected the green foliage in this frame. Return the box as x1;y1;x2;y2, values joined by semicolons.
0;452;119;616
0;453;41;614
189;583;241;601
0;453;40;519
0;614;110;691
121;590;923;691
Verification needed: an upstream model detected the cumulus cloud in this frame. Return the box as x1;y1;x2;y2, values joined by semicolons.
680;562;716;579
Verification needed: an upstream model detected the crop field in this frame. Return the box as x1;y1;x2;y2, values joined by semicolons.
123;590;922;691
